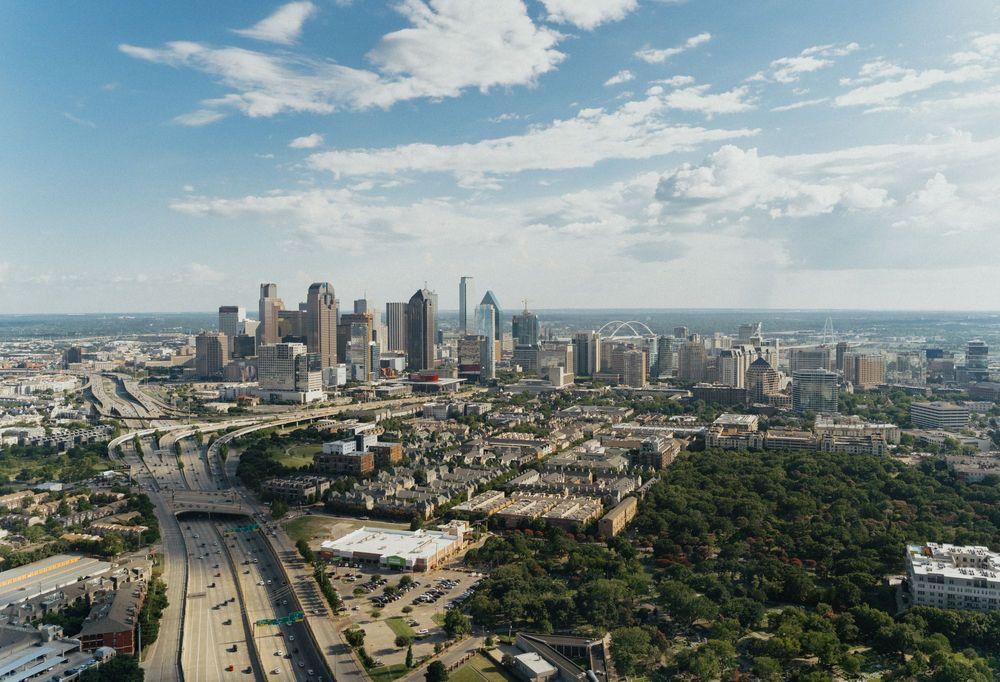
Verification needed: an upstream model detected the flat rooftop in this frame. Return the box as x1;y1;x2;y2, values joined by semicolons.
0;554;112;609
321;527;459;562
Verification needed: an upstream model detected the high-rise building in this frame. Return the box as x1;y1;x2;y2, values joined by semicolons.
257;342;323;403
476;302;497;381
257;283;283;345
353;298;370;314
745;356;780;404
218;306;245;353
386;302;407;353
673;326;689;339
966;340;990;383
458;276;475;335
655;336;674;378
512;307;540;348
339;312;374;380
572;331;601;377
678;339;707;382
622;349;647;388
790;347;834;373
538;342;574;375
718;345;753;388
843;352;886;389
835;341;849;371
306;282;338;369
792;369;838;414
406;288;436;371
195;332;229;378
232;334;256;358
478;291;503;341
241;318;260;339
278;309;306;342
738;322;762;343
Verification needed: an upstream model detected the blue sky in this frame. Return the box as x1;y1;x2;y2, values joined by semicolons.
2;0;1000;313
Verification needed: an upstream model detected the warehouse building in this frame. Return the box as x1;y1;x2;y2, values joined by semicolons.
319;522;469;572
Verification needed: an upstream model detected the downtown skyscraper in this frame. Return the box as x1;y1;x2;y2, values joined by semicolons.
458;276;475;335
306;282;338;369
257;283;283;345
406;287;436;371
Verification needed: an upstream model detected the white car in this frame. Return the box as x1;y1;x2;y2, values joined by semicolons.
275;650;283;656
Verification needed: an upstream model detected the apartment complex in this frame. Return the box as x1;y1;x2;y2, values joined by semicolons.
907;543;1000;612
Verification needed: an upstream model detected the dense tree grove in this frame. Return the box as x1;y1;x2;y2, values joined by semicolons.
462;448;1000;679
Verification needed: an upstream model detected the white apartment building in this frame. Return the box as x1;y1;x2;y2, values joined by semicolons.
907;543;1000;611
814;415;901;444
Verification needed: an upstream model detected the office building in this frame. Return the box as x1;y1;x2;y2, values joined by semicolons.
966;341;990;383
306;282;338;369
572;331;601;377
406;288;436;371
477;302;498;381
257;342;323;403
386;301;407;353
195;332;228;379
910;402;970;430
718;345;753;388
835;341;849;371
745;356;781;403
907;543;1000;611
622;349;647;388
790;346;834;373
673;326;689;339
655;335;674;378
792;369;838;414
217;306;245;353
737;322;761;343
677;339;707;382
232;334;256;358
339;311;374;380
513;307;540;348
843;352;886;389
458;276;475;335
277;308;306;342
479;291;503;341
257;283;283;345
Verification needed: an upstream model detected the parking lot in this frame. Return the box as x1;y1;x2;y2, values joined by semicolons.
332;564;484;670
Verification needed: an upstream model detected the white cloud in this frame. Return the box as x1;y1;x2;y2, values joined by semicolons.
540;0;638;30
122;0;564;119
306;93;757;179
604;69;635;87
289;133;324;149
233;1;317;45
836;63;989;108
653;75;696;87
634;32;711;64
173;109;228;126
62;112;97;128
661;84;756;116
185;263;226;284
488;112;524;123
749;42;859;84
183;184;195;192
770;97;828;112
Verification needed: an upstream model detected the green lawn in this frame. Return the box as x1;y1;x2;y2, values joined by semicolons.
368;663;409;682
450;654;517;682
282;516;330;544
431;612;446;626
385;617;416;639
276;443;322;469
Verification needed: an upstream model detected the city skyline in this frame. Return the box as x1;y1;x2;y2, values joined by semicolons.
3;1;1000;313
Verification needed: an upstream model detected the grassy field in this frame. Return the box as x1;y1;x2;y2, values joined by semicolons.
283;514;409;545
368;663;409;682
385;617;416;639
276;443;322;469
450;654;517;682
431;612;447;626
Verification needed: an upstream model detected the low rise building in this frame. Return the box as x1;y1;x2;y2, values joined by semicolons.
910;402;971;430
319;523;468;572
261;476;331;504
78;582;146;654
598;496;638;539
907;543;1000;611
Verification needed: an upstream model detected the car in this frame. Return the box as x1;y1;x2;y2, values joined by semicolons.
299;662;305;668
271;669;280;675
418;629;429;634
275;650;282;656
289;635;294;641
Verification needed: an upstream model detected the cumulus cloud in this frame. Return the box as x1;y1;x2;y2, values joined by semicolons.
121;0;564;120
540;0;638;30
749;42;859;84
661;84;756;116
233;1;317;45
604;70;635;87
305;93;757;180
289;133;324;149
770;97;828;112
634;32;711;64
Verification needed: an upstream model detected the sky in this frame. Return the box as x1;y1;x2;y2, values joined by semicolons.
2;0;1000;314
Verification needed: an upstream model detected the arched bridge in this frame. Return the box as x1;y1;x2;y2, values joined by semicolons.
596;320;657;338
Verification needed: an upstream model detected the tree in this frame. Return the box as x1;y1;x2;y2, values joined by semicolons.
443;608;471;638
296;539;315;564
395;634;413;648
344;628;365;648
80;655;143;682
406;643;414;668
271;499;288;518
425;661;448;682
610;626;653;676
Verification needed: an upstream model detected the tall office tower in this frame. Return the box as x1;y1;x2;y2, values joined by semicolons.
538;342;574;375
232;334;256;358
218;306;245;353
306;282;338;369
339;312;374;379
195;331;229;378
458;276;475;335
843;352;886;389
406;288;436;371
790;346;834;373
738;322;762;343
655;335;674;378
966;340;990;382
353;298;369;314
257;283;283;345
622;349;648;388
477;302;497;380
572;331;601;377
278;309;306;342
718;345;753;388
386;302;408;353
792;369;839;414
673;326;689;339
257;342;323;402
835;341;849;371
678;340;707;382
710;333;732;350
478;291;503;341
241;318;260;339
756;338;780;369
63;346;84;368
746;356;781;404
512;307;540;348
